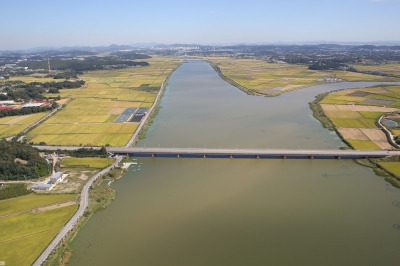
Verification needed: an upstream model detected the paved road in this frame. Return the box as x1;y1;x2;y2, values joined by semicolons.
378;115;400;149
33;156;122;266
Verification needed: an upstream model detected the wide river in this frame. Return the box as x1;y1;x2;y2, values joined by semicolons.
70;60;400;266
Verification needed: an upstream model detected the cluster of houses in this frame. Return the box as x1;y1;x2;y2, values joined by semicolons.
0;64;30;79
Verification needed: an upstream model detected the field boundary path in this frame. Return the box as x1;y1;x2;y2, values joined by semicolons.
33;155;122;266
125;78;166;147
0;199;77;219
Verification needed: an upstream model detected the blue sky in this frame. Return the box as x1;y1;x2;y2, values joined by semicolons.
1;0;400;50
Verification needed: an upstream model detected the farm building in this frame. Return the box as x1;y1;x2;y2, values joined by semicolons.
22;103;44;108
31;183;53;191
49;172;64;184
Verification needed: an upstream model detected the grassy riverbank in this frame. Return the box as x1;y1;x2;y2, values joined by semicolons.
137;60;183;141
45;166;128;266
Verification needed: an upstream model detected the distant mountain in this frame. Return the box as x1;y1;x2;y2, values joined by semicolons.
1;41;400;54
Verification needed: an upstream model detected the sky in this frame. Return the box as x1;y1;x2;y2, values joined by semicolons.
1;0;400;50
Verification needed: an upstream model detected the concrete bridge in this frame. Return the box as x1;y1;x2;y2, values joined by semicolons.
107;147;400;159
34;145;400;159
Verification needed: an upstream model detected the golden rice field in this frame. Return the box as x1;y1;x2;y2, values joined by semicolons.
205;57;398;95
25;56;181;146
0;112;50;138
0;194;78;266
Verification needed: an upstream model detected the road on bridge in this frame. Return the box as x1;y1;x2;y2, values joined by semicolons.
34;145;400;159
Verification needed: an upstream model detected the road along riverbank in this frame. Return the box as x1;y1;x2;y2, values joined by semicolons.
33;156;122;266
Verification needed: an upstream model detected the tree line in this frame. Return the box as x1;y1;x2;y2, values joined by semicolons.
17;57;150;71
0;103;57;118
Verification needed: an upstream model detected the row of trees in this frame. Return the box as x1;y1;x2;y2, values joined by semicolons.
18;57;149;71
72;147;108;158
0;184;31;200
0;103;57;118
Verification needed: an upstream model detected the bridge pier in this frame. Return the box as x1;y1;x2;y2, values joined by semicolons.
282;155;286;159
335;156;341;160
203;154;207;158
229;155;233;159
309;156;314;159
151;153;155;158
176;154;181;158
256;155;260;159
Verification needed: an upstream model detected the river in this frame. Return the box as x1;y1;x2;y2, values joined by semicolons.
69;60;400;266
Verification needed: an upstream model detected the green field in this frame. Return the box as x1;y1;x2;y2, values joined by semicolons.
0;204;77;266
378;162;400;176
330;118;376;128
359;112;386;119
61;157;114;168
0;194;77;217
347;140;381;150
26;56;181;146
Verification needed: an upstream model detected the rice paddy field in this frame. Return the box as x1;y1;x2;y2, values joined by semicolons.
0;194;78;266
25;56;181;146
206;57;399;95
0;112;50;139
319;86;400;150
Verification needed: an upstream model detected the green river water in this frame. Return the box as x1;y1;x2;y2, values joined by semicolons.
69;60;400;266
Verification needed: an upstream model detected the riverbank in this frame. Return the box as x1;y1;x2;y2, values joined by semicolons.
128;60;183;145
42;62;184;265
44;166;128;266
309;86;400;187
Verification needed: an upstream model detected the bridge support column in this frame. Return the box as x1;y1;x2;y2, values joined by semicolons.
177;154;181;158
229;155;233;159
335;156;341;160
256;155;260;159
151;153;155;158
282;155;286;159
309;156;314;159
203;154;207;158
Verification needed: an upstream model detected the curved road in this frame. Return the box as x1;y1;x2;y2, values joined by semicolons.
33;156;122;266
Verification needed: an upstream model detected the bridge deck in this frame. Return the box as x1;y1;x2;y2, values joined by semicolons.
108;147;400;159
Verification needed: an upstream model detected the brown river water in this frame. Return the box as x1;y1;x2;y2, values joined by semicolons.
69;60;400;266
